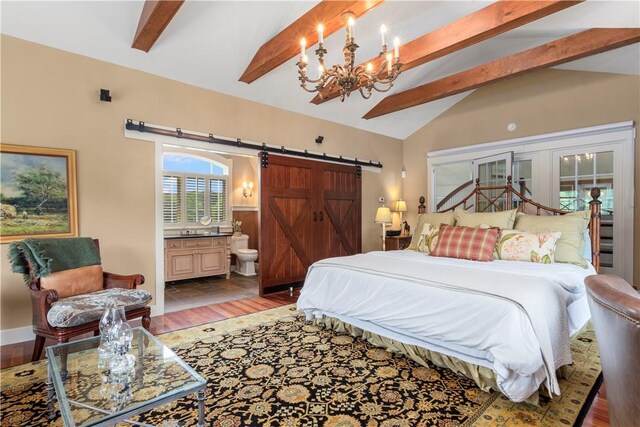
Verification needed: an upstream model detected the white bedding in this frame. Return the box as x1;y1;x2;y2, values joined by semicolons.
297;250;596;402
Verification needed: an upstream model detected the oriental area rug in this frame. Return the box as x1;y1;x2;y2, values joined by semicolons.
0;305;602;427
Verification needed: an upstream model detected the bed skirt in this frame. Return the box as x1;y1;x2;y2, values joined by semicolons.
313;315;570;405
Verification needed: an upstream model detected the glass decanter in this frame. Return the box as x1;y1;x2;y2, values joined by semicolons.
98;299;127;366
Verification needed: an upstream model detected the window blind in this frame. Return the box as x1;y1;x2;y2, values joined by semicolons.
210;178;226;223
162;175;182;224
163;174;228;226
185;176;206;223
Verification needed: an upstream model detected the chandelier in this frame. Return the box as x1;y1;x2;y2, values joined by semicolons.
297;14;402;102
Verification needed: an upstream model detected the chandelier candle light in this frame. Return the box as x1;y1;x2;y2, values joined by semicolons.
297;14;402;101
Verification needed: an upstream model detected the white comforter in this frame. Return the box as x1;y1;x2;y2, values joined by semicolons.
297;250;596;402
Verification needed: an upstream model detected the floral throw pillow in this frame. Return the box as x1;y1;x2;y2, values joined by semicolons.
416;223;440;254
496;230;561;263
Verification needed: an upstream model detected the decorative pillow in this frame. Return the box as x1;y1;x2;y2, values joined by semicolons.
416;223;440;254
408;211;455;250
40;265;104;298
431;224;500;262
514;211;590;268
454;209;517;229
495;230;561;263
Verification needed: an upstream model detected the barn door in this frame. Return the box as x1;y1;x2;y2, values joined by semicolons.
317;162;362;260
259;153;316;293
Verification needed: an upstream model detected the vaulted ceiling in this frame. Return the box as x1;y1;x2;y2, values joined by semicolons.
2;1;638;139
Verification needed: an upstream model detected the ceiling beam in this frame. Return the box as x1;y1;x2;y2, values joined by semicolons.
132;0;185;52
363;28;640;119
311;0;583;104
239;0;384;84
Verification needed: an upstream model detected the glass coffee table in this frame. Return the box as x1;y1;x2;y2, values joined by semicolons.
45;327;206;426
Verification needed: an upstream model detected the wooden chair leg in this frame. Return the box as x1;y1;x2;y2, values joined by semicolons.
59;338;69;381
142;314;151;330
32;335;46;362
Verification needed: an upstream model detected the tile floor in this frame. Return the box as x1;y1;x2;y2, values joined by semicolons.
164;272;259;313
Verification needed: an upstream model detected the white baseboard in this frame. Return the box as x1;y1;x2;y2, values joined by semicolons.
0;325;35;346
150;304;163;317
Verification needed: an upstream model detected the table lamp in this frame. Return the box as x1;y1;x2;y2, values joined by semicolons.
375;205;392;251
394;200;407;233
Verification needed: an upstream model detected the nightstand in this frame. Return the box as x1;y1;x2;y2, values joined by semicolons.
385;234;412;251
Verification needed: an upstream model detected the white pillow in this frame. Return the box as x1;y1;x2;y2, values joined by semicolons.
583;229;592;262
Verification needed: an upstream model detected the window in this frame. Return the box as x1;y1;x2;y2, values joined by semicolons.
432;161;472;211
163;154;227;175
162;153;229;226
162;175;182;224
558;150;615;269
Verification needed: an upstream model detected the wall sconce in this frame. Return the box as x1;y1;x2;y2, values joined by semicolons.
242;181;254;198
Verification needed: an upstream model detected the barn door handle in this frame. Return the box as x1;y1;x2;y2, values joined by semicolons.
313;211;317;222
319;211;324;221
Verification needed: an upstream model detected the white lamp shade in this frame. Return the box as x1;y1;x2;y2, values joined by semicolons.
394;200;407;212
375;206;392;224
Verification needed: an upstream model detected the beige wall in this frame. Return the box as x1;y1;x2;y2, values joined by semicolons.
0;35;403;331
228;155;258;208
403;69;640;281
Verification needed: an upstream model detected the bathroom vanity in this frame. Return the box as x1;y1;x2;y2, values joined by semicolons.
164;235;231;282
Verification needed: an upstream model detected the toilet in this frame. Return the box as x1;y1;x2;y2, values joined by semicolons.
230;234;258;276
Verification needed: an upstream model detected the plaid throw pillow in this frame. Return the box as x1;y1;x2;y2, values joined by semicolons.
431;224;500;262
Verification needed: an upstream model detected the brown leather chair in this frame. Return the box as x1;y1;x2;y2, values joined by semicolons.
28;240;151;361
585;274;640;427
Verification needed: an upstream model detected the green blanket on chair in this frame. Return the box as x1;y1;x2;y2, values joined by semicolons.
8;237;101;283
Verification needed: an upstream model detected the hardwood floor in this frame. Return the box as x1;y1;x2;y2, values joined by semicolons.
0;289;609;426
582;386;610;427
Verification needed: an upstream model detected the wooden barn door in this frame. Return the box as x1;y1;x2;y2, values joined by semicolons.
317;162;362;259
260;153;317;293
259;153;362;294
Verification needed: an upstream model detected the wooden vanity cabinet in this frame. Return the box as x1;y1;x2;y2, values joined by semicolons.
164;236;231;281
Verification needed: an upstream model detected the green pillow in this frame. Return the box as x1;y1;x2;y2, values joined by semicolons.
408;211;455;250
513;211;590;268
454;209;517;229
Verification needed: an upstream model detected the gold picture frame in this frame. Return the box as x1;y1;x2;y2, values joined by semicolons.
0;144;78;243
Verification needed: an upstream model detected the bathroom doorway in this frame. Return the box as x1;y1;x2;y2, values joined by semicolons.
161;144;260;313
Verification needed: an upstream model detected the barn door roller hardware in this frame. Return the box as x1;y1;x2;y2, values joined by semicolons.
126;119;382;169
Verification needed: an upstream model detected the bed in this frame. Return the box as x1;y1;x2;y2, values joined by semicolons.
297;178;602;403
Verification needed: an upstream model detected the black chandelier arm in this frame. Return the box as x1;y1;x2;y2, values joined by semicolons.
358;86;373;99
371;81;396;93
299;74;324;85
300;83;321;94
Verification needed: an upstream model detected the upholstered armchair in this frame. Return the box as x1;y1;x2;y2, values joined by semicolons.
585;274;640;427
27;240;152;361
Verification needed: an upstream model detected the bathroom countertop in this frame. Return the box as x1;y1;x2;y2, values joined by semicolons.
164;233;232;240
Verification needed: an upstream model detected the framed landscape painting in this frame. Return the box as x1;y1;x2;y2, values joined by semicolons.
0;144;78;243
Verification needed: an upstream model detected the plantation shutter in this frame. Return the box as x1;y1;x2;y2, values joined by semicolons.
185;176;206;223
162;175;182;224
209;178;227;223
